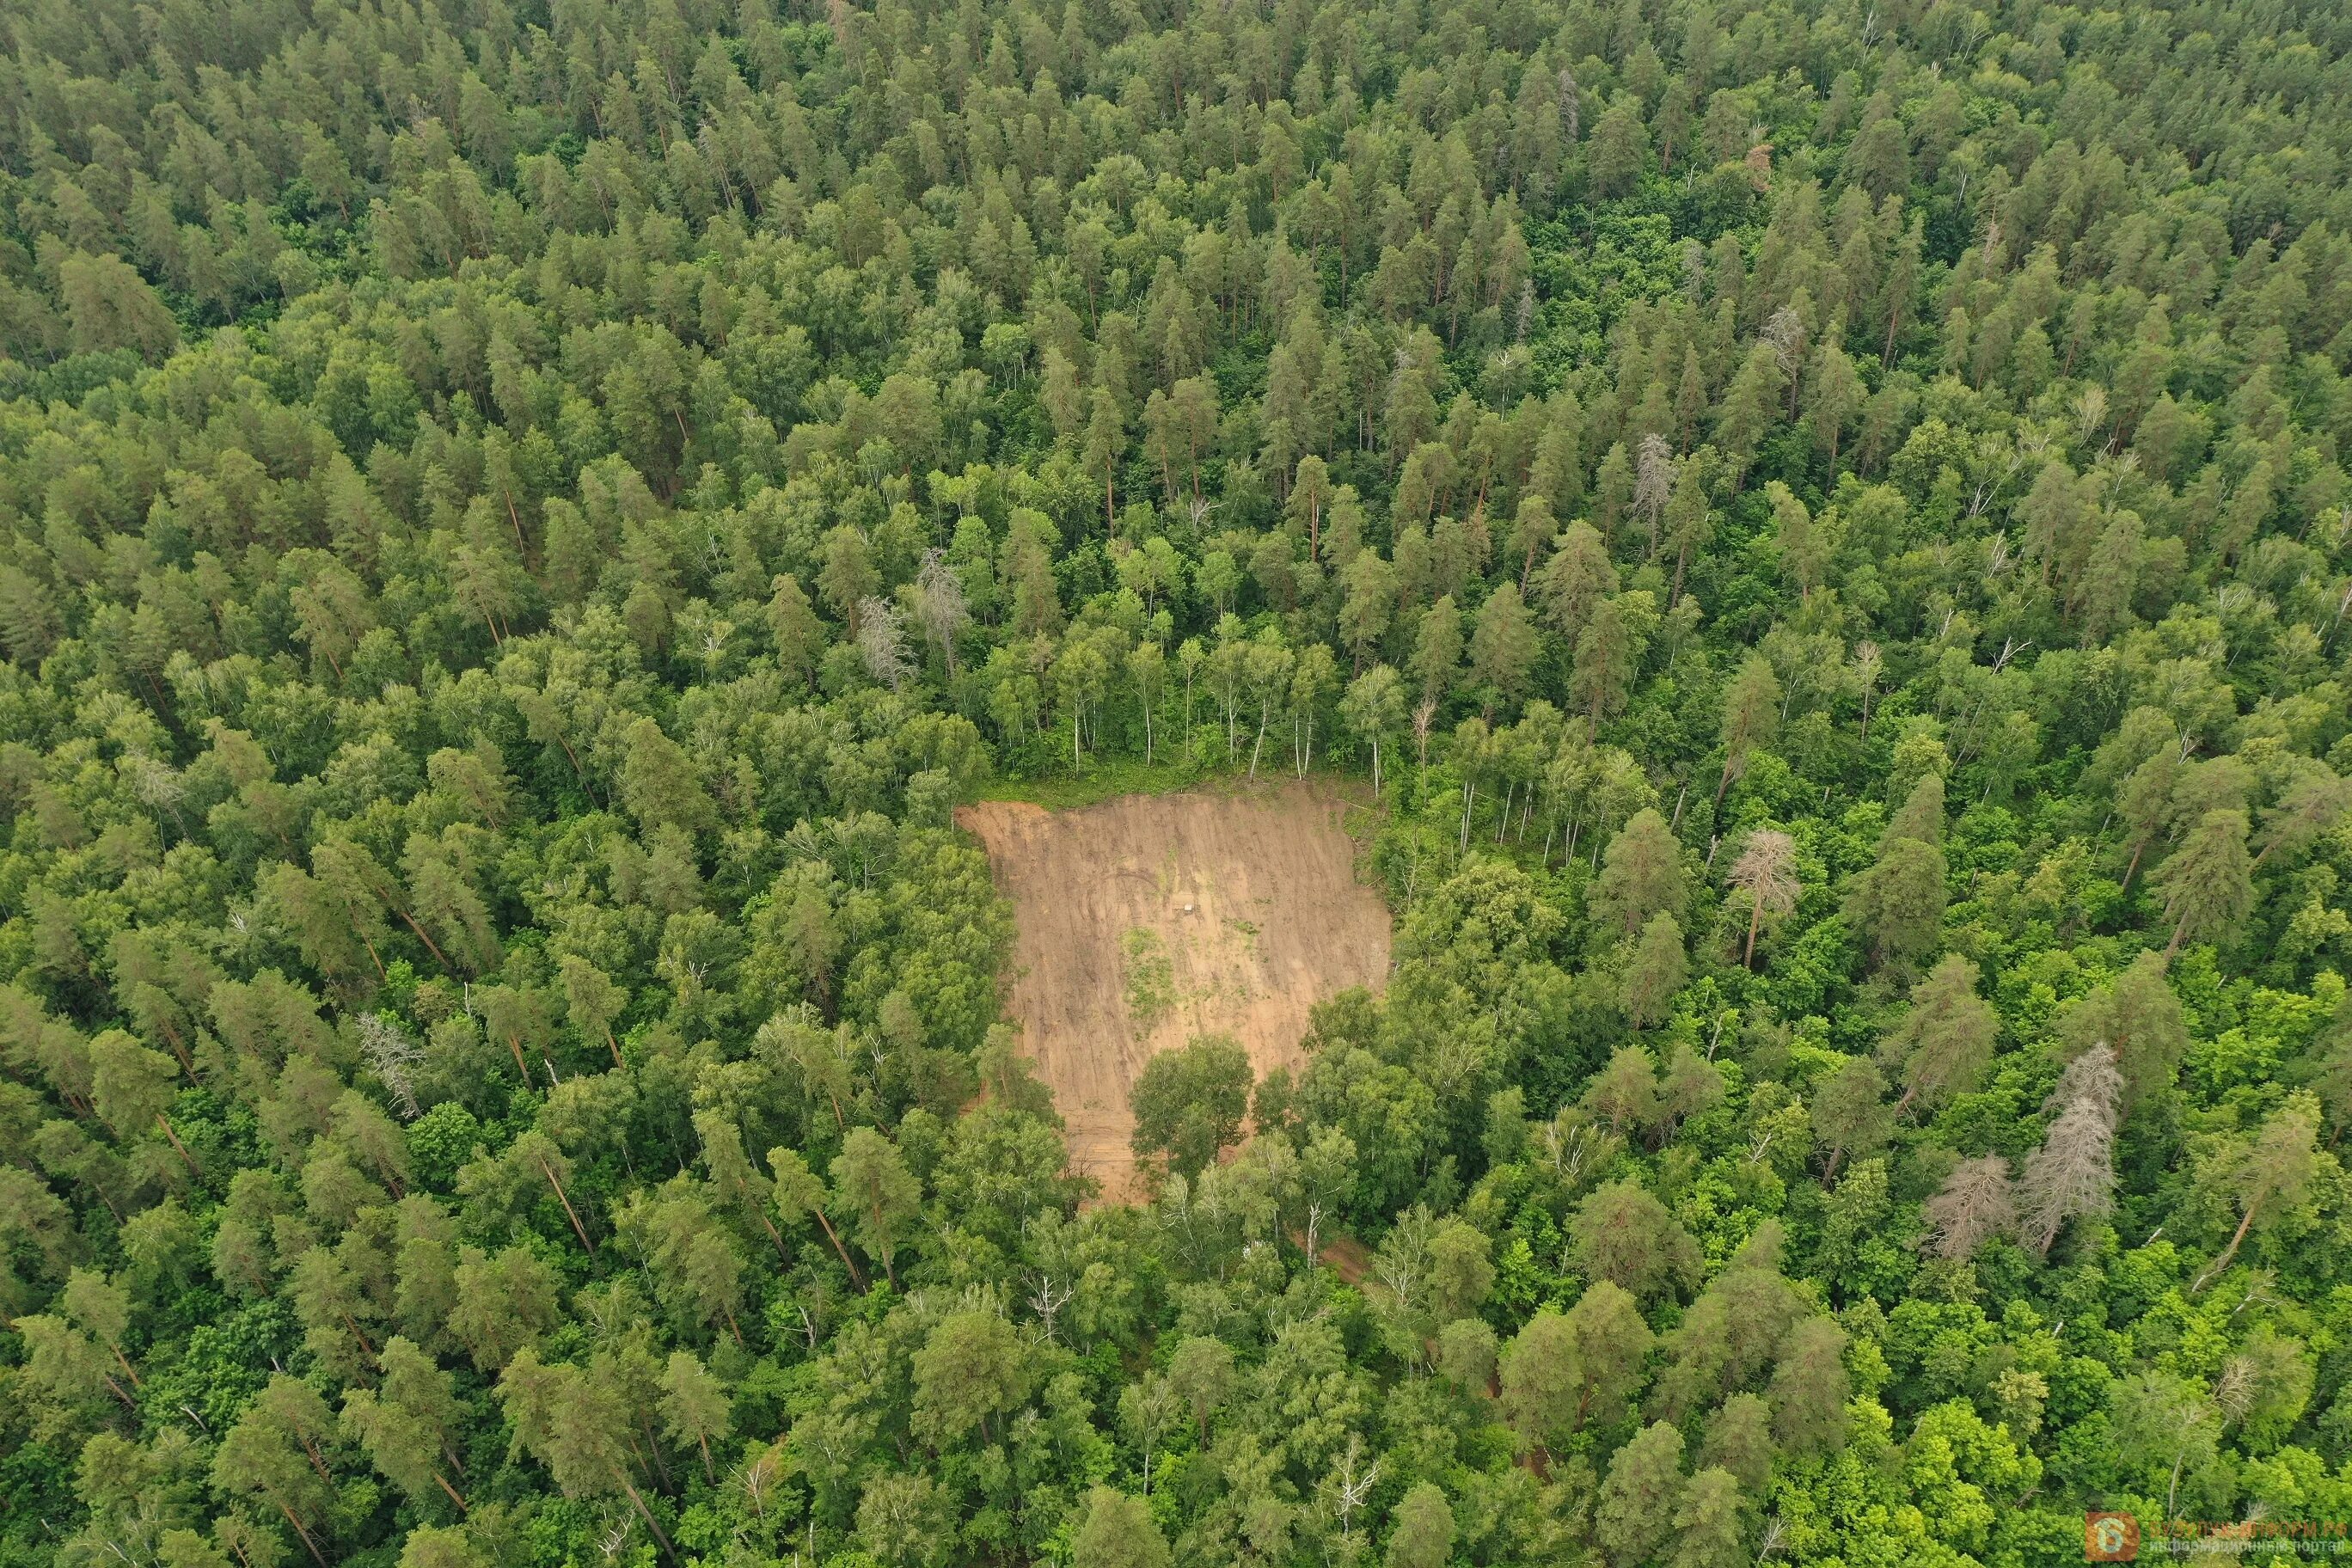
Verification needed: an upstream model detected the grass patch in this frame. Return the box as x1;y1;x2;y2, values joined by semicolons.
1121;928;1176;1027
970;756;1205;812
971;758;1378;813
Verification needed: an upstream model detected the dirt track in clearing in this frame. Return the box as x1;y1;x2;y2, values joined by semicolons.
958;783;1392;1200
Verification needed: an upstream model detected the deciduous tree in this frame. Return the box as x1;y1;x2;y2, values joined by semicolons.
1130;1034;1253;1180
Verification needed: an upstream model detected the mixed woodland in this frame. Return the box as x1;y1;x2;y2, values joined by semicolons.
6;0;2352;1562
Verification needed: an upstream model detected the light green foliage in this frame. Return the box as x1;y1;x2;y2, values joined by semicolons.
1129;1033;1253;1180
1383;1483;1454;1568
1069;1486;1172;1568
1118;928;1176;1027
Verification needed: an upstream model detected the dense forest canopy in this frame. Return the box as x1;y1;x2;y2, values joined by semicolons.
4;0;2352;1562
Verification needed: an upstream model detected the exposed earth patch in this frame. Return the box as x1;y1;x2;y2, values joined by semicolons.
958;783;1393;1197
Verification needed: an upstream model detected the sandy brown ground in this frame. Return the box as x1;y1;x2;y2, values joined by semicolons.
958;782;1393;1199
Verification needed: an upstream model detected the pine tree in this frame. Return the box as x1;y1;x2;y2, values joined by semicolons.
1467;583;1539;706
1813;1056;1892;1183
2059;952;2188;1113
447;1244;561;1372
1571;1179;1701;1301
1565;1277;1657;1426
1657;1043;1728;1130
912;1308;1032;1446
1669;1468;1747;1568
768;1145;864;1289
396;1526;488;1568
1498;1308;1579;1455
1662;458;1713;602
1338;551;1398;671
1166;1335;1234;1444
1700;1393;1775;1491
558;955;628;1068
2190;1094;2323;1293
2255;763;2352;867
342;1336;469;1512
310;836;422;972
1712;340;1783;485
1506;494;1554;589
1713;654;1781;812
1533;519;1618;640
1846;775;1949;968
86;1030;176;1147
616;1183;748;1342
2112;744;2187;891
57;1268;139;1394
498;1350;673;1553
1767;483;1828;603
1886;954;2000;1116
658;1351;733;1481
58;251;177;359
2153;807;2255;960
1085;387;1125;527
214;1375;339;1566
2075;508;2144;645
1591;441;1635;541
768;573;823;685
1587;96;1652;200
1581;1045;1661;1136
1768;1316;1851;1455
1409;594;1462;704
1620;913;1688;1030
1589;808;1686;940
1571;591;1653;733
830;1127;921;1289
1804;334;1861;466
1595;1421;1685;1566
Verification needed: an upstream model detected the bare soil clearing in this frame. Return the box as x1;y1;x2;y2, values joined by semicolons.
959;782;1392;1199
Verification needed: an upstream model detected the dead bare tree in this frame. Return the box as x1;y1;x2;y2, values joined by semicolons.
2018;1046;2122;1254
356;1014;424;1119
1026;1271;1076;1343
1726;829;1800;968
1328;1434;1381;1542
854;597;915;690
1921;1155;2016;1261
912;548;971;676
1632;432;1675;553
